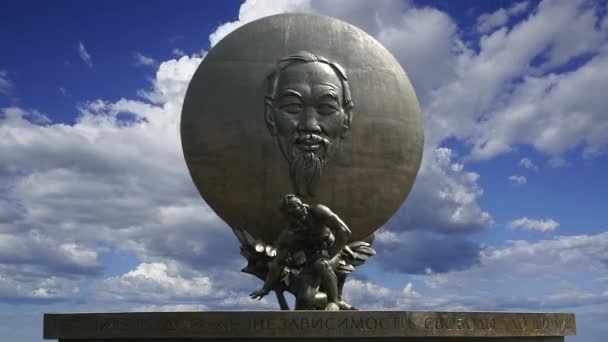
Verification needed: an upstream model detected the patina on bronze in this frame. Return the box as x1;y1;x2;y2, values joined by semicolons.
264;51;353;197
181;13;423;311
245;194;374;311
181;13;424;244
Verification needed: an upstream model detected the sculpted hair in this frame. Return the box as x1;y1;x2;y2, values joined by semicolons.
265;51;354;114
280;193;299;213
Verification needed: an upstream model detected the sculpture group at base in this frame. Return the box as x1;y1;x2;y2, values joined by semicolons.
236;194;375;311
237;49;375;310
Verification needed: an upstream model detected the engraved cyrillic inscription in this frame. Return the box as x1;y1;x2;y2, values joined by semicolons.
43;311;576;339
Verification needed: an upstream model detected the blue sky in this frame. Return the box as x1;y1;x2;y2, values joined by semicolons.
1;1;607;341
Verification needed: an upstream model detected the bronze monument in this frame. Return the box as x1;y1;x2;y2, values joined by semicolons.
180;13;423;310
44;12;576;342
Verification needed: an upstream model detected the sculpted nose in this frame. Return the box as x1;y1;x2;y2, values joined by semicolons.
298;108;322;133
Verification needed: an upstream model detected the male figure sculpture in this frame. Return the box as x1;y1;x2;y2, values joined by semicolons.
249;194;363;311
265;51;353;197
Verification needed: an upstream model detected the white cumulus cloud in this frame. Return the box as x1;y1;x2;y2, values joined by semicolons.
209;0;312;47
420;231;608;294
97;262;215;302
388;148;492;234
467;0;608;160
402;282;420;298
0;52;241;303
477;1;529;33
519;157;538;170
172;48;186;57
508;217;559;232
508;175;527;185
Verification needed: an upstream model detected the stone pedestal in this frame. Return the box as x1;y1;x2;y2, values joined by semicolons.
44;311;575;341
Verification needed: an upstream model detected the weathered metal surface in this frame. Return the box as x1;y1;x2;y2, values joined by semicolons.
181;13;424;243
44;311;575;340
244;194;375;311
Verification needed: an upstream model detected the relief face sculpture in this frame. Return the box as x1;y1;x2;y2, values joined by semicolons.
265;51;353;197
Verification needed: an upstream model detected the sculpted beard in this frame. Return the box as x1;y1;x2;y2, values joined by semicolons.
278;133;333;197
292;151;324;197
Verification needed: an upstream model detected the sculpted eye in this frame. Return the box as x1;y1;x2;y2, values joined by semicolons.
280;103;303;114
317;104;338;115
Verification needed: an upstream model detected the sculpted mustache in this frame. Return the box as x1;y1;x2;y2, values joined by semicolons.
294;133;330;146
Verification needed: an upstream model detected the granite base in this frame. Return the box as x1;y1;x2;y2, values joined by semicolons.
43;311;575;341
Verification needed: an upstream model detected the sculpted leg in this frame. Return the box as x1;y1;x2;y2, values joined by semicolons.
295;277;320;310
336;273;357;310
313;257;340;310
337;272;346;299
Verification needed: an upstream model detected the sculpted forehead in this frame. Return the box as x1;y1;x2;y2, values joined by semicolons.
276;62;343;94
288;197;302;206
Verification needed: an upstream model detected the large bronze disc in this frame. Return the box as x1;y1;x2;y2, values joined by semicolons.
181;14;423;242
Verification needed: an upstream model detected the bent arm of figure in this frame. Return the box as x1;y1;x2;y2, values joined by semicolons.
262;247;289;291
315;205;351;257
251;231;292;300
328;215;351;257
250;248;288;300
